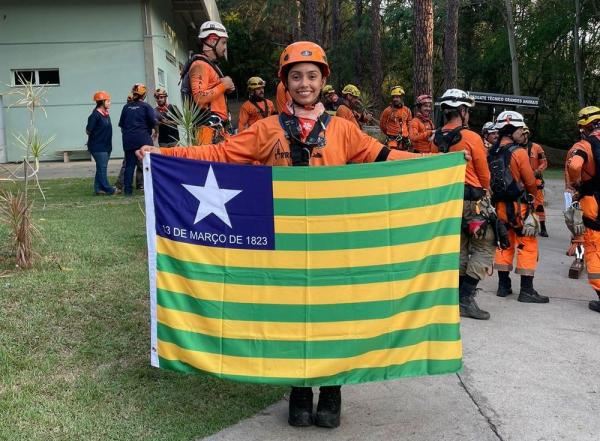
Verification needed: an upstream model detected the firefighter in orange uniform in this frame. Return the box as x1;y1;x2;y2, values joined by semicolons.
409;94;435;153
565;106;600;312
322;85;342;116
336;84;371;128
138;41;434;429
238;77;276;132
490;111;548;303
523;126;549;236
564;132;586;279
433;89;493;320
380;86;412;150
182;21;235;144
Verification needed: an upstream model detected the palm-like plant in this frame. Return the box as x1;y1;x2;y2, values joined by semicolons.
0;76;53;268
166;98;212;146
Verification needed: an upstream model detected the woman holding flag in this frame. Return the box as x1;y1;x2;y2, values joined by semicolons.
138;41;469;429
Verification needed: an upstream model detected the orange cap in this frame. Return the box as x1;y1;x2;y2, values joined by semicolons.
93;91;110;102
278;41;330;81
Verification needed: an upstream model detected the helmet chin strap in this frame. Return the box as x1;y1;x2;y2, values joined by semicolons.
202;37;222;59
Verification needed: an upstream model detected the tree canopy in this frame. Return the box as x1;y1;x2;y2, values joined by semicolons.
217;0;600;148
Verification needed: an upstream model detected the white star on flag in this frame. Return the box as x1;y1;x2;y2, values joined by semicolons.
182;166;242;228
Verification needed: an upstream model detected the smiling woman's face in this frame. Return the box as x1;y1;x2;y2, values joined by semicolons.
286;62;325;106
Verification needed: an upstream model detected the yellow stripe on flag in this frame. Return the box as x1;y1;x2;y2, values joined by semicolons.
156;304;460;341
156;234;460;270
274;199;464;234
157;339;463;379
157;269;458;305
272;165;465;199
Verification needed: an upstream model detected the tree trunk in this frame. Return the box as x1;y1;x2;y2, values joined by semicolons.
303;0;320;43
504;0;521;95
329;0;340;85
574;0;585;107
371;0;383;109
332;0;340;49
291;0;302;41
413;0;434;96
443;0;459;90
355;0;365;85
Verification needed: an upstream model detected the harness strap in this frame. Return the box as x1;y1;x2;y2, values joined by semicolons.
278;113;331;166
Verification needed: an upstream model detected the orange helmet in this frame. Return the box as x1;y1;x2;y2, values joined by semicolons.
131;83;147;97
278;41;330;81
93;91;110;102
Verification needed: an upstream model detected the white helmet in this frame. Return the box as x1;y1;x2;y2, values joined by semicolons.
439;88;475;108
198;21;228;40
481;122;497;135
494;110;526;130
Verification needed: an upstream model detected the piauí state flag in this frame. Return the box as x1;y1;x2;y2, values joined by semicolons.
143;152;465;386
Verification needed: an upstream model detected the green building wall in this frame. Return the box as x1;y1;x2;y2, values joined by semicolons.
0;0;210;162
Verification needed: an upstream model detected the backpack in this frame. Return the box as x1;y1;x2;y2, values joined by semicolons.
488;143;524;202
180;54;224;104
433;126;464;153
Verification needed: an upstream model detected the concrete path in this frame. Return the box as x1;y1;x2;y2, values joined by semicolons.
31;158;123;180
202;178;600;441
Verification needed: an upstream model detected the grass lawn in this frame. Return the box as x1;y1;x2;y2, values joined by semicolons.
0;178;284;441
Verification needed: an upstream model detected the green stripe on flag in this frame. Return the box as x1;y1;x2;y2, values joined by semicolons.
158;357;463;386
157;322;460;359
273;183;464;216
157;287;457;322
275;217;460;251
157;252;459;287
272;152;465;182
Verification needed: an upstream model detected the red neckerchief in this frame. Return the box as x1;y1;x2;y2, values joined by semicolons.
96;108;109;117
297;117;317;141
156;104;169;113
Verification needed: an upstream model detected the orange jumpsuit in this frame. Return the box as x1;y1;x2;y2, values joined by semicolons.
565;143;585;256
276;82;291;113
409;113;435;153
432;122;490;190
238;99;276;131
336;104;360;128
566;134;600;290
189;58;229;144
159;114;418;165
379;106;412;138
432;122;492;281
493;141;539;275
528;142;548;221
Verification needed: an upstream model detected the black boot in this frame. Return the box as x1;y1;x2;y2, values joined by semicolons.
539;221;549;237
315;386;341;428
288;387;313;427
496;271;513;297
518;275;549;303
459;276;490;320
589;291;600;313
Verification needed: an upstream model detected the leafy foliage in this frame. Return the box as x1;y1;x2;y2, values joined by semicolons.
217;0;600;147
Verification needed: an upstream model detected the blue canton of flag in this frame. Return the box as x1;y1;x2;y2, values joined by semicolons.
150;155;275;250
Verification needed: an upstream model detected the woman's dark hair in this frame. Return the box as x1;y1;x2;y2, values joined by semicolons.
282;63;325;85
95;100;106;108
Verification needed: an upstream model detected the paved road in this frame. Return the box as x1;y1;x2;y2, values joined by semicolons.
202;178;599;441
32;158;123;180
